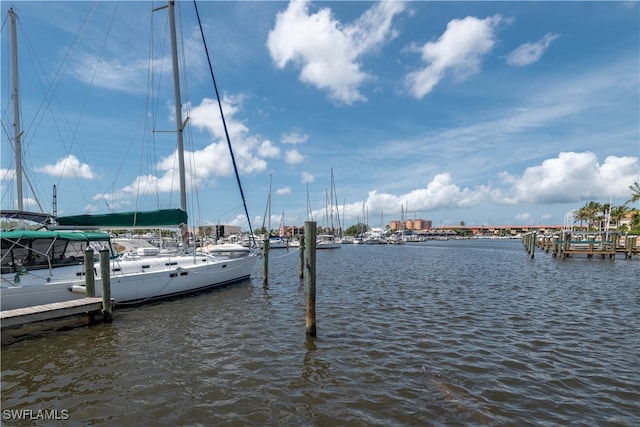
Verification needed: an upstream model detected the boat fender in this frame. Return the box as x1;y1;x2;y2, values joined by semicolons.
70;285;86;294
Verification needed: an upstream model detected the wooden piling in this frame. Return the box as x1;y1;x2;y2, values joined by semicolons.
626;236;636;259
99;248;112;323
262;238;269;288
84;248;95;297
304;221;317;337
522;232;536;258
298;235;305;281
609;234;617;259
530;232;536;258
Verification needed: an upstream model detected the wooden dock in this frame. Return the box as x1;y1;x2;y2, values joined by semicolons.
524;231;639;259
1;298;105;329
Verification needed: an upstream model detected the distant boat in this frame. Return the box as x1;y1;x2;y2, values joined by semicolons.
316;234;341;249
263;235;289;249
363;235;385;245
316;168;342;249
259;176;289;249
1;2;257;310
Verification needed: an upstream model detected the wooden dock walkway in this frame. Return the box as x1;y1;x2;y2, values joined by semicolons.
1;298;104;329
523;231;639;259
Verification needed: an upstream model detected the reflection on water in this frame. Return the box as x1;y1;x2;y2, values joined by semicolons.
2;240;639;426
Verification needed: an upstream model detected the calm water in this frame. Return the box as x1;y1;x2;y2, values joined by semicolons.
1;239;639;426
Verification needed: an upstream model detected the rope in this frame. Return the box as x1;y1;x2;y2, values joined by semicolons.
192;0;255;247
268;248;301;259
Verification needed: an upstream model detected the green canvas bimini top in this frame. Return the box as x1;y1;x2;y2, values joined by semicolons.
56;209;188;228
0;230;111;241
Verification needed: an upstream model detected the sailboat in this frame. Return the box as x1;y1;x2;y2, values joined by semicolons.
259;176;288;250
316;168;342;249
1;2;257;311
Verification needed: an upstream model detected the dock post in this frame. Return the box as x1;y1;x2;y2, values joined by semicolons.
262;238;269;288
562;231;570;259
530;232;536;259
298;235;305;281
99;248;113;323
610;233;617;260
304;221;317;337
84;248;95;297
627;235;636;259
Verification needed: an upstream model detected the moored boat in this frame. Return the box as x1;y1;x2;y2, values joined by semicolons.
1;2;258;310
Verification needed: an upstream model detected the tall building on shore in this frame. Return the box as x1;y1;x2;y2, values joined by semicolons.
390;219;432;231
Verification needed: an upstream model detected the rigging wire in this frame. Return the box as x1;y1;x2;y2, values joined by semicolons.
175;1;203;231
192;0;255;247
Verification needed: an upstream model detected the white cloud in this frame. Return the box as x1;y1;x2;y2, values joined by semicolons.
285;149;305;164
1;168;16;181
281;131;308;144
276;186;292;196
302;171;314;183
497;152;639;204
506;33;560;66
188;95;249;141
88;93;273;211
259;140;281;158
405;15;502;98
70;54;151;93
515;212;533;222
267;0;405;104
70;14;208;95
186;96;269;176
34;155;96;179
339;173;490;221
334;152;638;225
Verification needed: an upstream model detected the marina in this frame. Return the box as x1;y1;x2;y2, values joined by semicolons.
1;2;638;425
0;3;258;313
1;240;638;426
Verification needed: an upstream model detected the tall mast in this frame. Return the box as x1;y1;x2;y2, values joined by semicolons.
167;1;187;213
268;174;272;234
9;8;24;211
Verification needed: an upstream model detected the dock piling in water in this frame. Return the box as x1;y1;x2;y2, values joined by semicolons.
262;238;269;288
298;235;305;281
99;248;113;323
304;221;317;337
84;247;95;297
522;232;536;258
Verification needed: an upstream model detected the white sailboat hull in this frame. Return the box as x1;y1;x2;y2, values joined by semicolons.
1;253;257;310
316;241;341;249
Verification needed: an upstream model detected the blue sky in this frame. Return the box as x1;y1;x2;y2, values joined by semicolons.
2;1;639;231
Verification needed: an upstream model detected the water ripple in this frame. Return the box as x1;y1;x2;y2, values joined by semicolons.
1;240;639;426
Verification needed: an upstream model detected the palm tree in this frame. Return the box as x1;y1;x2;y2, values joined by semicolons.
574;207;589;229
610;204;629;229
575;201;603;230
628;182;640;204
